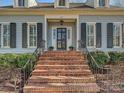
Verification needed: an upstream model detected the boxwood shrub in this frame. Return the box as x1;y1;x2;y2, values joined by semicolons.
0;53;35;69
89;51;109;67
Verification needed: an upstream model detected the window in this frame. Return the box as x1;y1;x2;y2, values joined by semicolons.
18;0;24;6
87;24;95;47
59;0;66;6
28;24;37;48
113;23;121;47
0;24;10;48
99;0;105;7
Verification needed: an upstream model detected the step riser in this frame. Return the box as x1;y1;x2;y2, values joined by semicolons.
39;58;84;60
28;79;95;83
32;73;92;76
35;66;89;70
24;51;100;93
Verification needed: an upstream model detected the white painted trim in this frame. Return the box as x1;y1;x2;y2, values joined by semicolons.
113;22;122;48
46;15;78;19
54;0;69;8
76;16;79;50
51;26;72;50
27;23;37;48
0;23;10;48
45;16;47;50
86;22;96;48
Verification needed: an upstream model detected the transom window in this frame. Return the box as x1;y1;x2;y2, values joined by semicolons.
87;24;95;47
18;0;24;6
28;24;37;48
113;23;121;47
99;0;105;7
59;0;66;6
0;24;10;48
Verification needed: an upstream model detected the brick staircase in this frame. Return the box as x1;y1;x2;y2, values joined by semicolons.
24;51;100;93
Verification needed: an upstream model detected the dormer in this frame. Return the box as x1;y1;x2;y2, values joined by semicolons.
13;0;37;8
54;0;69;8
94;0;109;8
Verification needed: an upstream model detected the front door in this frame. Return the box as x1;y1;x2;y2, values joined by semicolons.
57;28;67;50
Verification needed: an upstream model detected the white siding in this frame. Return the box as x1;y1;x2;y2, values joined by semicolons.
79;15;124;52
0;16;45;53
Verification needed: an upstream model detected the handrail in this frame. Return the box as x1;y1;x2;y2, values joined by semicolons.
18;40;46;93
78;40;104;69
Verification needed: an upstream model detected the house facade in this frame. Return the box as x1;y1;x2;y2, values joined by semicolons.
0;0;124;53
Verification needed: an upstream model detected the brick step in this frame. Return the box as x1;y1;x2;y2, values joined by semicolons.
39;57;84;60
35;65;89;70
42;53;84;56
28;76;96;84
44;51;81;54
24;83;100;93
32;70;92;76
37;60;86;65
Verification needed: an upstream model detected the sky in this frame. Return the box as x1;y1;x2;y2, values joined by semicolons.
0;0;124;6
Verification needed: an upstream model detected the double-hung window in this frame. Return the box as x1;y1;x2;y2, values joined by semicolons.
0;24;10;48
87;23;96;48
113;23;122;48
28;23;37;48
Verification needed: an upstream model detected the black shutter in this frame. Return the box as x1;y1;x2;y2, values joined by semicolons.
10;23;16;48
22;23;28;48
107;23;113;48
37;23;43;48
122;23;124;48
96;23;102;48
81;23;86;48
0;24;1;48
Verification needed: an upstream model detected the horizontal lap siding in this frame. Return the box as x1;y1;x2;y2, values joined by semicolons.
79;15;124;51
0;16;45;53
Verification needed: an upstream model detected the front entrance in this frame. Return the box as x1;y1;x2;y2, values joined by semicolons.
57;28;67;50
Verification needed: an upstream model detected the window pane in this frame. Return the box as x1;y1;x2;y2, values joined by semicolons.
29;25;37;47
18;0;24;6
59;0;65;6
87;24;95;47
99;0;105;6
3;25;10;47
113;24;120;47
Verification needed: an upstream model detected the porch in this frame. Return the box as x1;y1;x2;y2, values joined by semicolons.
44;18;79;51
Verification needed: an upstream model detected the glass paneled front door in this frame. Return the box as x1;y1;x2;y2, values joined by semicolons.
57;28;67;50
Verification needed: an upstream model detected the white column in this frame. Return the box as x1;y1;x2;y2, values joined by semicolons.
76;16;80;51
44;17;47;50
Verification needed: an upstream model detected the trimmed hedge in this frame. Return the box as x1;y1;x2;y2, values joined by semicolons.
0;54;35;68
109;52;124;64
90;51;124;66
90;51;109;67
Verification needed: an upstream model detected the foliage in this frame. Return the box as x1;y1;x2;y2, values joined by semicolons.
0;53;35;69
109;52;124;64
89;51;109;67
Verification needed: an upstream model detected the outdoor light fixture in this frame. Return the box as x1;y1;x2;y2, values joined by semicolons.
60;20;64;25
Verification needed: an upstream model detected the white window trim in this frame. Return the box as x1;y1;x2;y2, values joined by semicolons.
113;22;122;48
55;0;69;8
52;26;72;50
0;23;10;48
86;22;96;48
27;23;37;48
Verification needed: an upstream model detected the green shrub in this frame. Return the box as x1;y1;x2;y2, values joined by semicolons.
89;51;109;67
109;52;124;64
0;53;35;69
